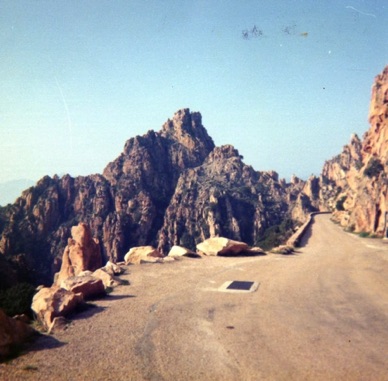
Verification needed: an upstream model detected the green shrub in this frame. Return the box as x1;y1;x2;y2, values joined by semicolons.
354;160;363;170
335;196;347;211
179;231;195;251
256;218;295;251
0;283;36;318
364;158;384;178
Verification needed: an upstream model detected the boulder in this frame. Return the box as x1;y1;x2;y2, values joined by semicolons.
162;256;176;263
48;316;69;334
55;223;102;285
60;275;105;299
124;246;163;265
140;257;164;264
0;308;34;358
104;261;124;275
168;245;200;257
31;287;83;331
245;246;266;255
93;268;122;288
196;237;249;256
270;245;295;255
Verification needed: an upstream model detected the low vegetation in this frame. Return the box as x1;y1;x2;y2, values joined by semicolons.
0;282;36;318
364;158;384;178
335;196;347;211
256;218;295;251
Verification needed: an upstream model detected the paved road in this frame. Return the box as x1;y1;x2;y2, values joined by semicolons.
1;214;387;380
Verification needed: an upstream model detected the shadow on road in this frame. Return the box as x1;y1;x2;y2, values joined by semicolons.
104;294;136;301
70;303;106;320
218;252;267;257
15;332;67;358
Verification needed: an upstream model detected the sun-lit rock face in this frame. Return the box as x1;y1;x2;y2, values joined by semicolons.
0;107;331;286
55;222;102;286
124;246;163;265
196;237;249;256
320;66;388;235
366;66;388;162
31;287;83;331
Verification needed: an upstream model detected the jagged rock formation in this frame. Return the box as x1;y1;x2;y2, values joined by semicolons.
157;145;305;252
100;108;216;261
320;66;388;236
0;108;310;286
2;67;387;288
0;174;112;285
55;223;102;286
124;246;163;265
31;287;84;331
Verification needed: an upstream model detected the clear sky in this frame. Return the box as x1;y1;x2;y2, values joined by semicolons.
1;0;387;186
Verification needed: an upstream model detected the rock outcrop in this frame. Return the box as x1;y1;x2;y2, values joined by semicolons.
2;64;387;289
124;246;163;265
196;237;249;256
167;245;199;257
0;108;311;285
60;275;105;299
55;223;102;286
0;308;34;358
157;144;307;252
31;287;84;331
319;66;388;236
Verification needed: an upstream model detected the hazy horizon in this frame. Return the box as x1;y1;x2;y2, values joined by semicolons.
1;1;387;188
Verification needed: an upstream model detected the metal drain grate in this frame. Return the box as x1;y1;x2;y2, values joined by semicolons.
218;280;259;293
227;281;254;291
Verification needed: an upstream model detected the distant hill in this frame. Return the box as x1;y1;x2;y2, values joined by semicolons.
0;179;35;206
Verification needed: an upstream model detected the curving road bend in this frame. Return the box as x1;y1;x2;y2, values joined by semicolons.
1;214;387;380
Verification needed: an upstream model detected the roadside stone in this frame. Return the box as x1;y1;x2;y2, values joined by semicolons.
60;275;105;299
55;222;102;286
31;287;83;331
105;261;124;275
139;257;164;264
162;256;176;263
124;246;163;265
93;268;122;288
48;316;69;334
168;245;199;257
270;245;295;255
196;237;249;256
245;247;266;255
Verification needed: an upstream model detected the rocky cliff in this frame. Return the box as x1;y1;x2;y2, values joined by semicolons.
3;66;386;288
0;109;311;286
320;66;388;236
157;145;306;253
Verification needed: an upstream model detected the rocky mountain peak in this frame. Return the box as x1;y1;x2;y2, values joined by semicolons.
160;108;214;152
2;65;388;290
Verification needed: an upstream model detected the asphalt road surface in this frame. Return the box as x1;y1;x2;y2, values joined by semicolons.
1;214;387;380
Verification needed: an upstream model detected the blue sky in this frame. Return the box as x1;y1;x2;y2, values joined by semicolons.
1;0;387;186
